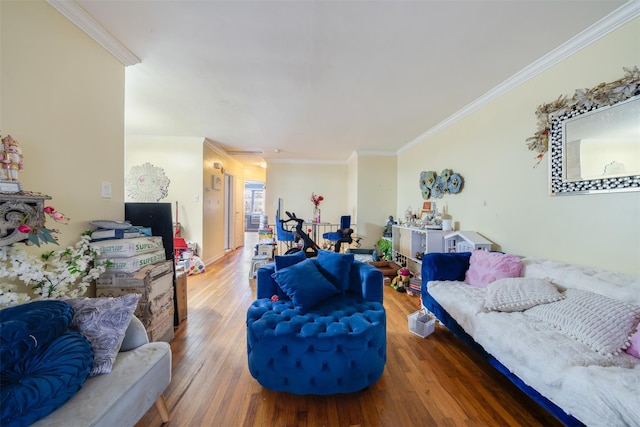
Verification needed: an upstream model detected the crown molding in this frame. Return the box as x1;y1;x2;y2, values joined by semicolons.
128;135;205;145
399;0;640;154
47;0;140;66
267;158;346;166
356;150;397;157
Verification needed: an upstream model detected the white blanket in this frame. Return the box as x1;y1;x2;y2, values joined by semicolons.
428;278;640;427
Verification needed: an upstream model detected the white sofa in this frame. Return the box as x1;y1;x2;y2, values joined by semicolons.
422;255;640;427
31;316;172;427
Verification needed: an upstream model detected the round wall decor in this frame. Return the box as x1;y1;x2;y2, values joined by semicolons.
125;162;171;202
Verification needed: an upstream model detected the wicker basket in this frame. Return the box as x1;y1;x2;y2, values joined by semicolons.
408;309;435;338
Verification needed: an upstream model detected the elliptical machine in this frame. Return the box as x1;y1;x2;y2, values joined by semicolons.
280;211;319;258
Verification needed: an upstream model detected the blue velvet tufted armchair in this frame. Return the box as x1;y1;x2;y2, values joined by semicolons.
247;250;386;395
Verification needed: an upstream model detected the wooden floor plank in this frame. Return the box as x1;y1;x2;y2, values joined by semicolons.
135;234;563;427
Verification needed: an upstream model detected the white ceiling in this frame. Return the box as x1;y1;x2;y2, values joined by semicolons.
58;0;632;165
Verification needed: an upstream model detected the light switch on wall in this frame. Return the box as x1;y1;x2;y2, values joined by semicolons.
101;181;112;198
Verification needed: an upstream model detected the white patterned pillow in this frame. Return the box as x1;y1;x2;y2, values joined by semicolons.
484;277;564;312
67;294;141;376
525;289;640;355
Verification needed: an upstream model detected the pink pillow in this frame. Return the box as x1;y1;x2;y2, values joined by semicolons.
625;323;640;359
464;250;522;288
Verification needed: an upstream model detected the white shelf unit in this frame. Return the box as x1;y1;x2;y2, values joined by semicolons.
391;225;445;274
443;231;492;252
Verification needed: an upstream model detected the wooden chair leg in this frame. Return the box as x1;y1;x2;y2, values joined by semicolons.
155;394;170;423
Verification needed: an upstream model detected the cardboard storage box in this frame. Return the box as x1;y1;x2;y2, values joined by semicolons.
92;236;164;259
146;311;175;343
175;271;188;323
97;271;173;302
102;250;166;273
133;289;174;322
96;259;175;343
97;260;173;287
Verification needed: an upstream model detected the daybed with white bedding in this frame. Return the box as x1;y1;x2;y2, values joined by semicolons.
420;252;640;427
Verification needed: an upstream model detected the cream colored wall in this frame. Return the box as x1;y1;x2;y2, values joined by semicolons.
125;139;258;265
398;18;640;275
265;162;348;232
201;143;254;263
202;144;225;262
347;155;359;232
354;155;397;248
242;164;267;183
125;137;204;254
265;155;396;250
1;1;125;249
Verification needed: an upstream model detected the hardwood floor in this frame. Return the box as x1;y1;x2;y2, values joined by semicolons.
135;235;563;427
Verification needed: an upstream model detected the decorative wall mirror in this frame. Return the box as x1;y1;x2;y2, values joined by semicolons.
549;94;640;195
526;67;639;196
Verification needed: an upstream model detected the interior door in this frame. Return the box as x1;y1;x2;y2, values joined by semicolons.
234;176;245;248
224;173;234;250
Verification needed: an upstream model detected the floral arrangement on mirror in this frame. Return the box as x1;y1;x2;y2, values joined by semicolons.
526;66;640;167
419;169;464;199
0;232;109;307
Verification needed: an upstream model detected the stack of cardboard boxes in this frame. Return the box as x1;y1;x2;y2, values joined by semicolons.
92;236;175;343
256;228;275;259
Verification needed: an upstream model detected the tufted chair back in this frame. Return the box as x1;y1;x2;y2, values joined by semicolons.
256;258;383;303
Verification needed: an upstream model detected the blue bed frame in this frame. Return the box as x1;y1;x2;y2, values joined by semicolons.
420;271;584;426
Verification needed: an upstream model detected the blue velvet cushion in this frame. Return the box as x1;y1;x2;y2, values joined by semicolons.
271;258;340;313
274;250;306;270
0;331;93;427
421;252;471;284
272;251;307;299
315;250;354;292
0;300;74;372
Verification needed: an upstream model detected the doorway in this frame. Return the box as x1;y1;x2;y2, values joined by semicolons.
224;173;234;250
244;181;266;232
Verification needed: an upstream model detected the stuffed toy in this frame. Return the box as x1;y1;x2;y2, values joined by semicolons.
391;268;411;293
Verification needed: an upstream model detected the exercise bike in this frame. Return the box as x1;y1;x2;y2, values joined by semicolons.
280;211;319;258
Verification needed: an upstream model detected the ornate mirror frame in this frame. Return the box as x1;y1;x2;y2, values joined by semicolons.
549;94;640;195
525;67;640;196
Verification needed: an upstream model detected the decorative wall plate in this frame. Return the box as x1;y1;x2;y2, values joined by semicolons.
125;162;171;202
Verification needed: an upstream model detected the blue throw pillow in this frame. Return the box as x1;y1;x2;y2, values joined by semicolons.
0;331;93;427
421;252;471;284
274;250;306;270
316;250;354;292
271;258;340;314
0;300;74;373
273;251;308;299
